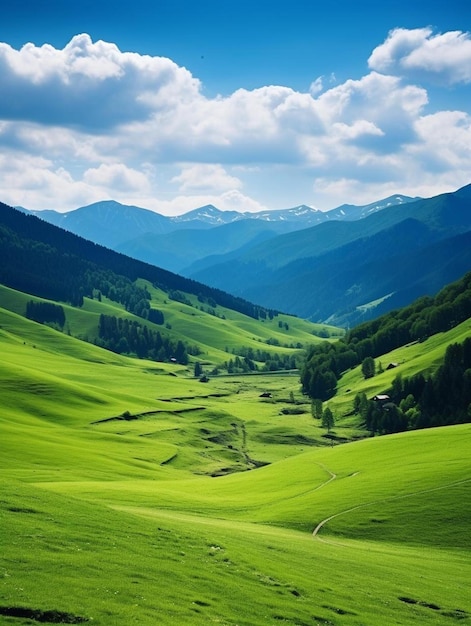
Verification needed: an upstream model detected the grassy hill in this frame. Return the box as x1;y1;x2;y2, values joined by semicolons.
1;305;470;625
0;282;339;374
1;197;470;625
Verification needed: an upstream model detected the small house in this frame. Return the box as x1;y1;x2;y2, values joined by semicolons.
372;394;391;403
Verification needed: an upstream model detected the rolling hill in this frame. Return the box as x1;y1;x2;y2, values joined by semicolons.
1;293;470;625
1;188;471;625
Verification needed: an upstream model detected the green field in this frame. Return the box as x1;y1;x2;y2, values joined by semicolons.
0;282;341;370
1;302;470;625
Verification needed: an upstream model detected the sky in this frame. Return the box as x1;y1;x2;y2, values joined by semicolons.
1;0;471;215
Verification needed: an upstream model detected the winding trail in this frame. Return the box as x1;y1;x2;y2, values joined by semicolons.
312;469;471;546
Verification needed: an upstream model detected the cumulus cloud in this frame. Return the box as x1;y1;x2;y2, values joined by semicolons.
0;30;470;213
368;27;471;84
0;34;201;130
171;164;242;193
83;163;151;192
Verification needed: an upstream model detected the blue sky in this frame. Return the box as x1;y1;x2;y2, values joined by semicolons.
1;0;470;214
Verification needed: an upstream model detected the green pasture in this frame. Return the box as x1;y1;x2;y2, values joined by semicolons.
0;304;470;625
0;282;338;371
330;317;471;418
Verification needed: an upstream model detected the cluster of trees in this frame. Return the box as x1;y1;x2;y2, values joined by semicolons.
25;301;66;328
224;353;297;373
168;290;192;306
301;271;471;401
86;270;153;318
310;399;335;433
354;337;471;434
97;314;199;364
224;346;299;373
0;203;281;323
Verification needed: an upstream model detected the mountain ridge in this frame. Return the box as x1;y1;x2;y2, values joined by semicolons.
188;184;471;325
16;193;419;280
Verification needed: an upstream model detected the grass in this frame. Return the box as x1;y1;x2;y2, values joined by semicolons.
0;282;341;372
0;303;470;625
330;317;471;419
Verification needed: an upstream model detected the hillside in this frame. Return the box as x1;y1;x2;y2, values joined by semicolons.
1;301;470;625
189;183;471;325
301;269;471;435
0;202;341;374
116;219;290;274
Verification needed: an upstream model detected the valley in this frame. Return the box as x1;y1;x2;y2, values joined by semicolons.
1;288;470;625
2;11;471;626
0;199;470;625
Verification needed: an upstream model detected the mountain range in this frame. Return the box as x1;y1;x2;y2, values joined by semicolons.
14;185;471;326
18;194;416;269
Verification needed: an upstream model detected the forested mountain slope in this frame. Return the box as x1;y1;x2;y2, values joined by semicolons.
0;201;334;373
0;202;275;319
189;183;471;324
301;269;471;433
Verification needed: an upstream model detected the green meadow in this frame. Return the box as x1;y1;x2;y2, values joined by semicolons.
0;299;470;625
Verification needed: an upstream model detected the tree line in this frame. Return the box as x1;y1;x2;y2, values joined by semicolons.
97;314;200;364
25;301;66;328
301;271;471;401
0;203;280;321
354;337;471;434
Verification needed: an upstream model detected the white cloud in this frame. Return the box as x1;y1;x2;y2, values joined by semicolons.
369;27;471;85
171;164;242;193
0;31;470;214
0;34;201;129
83;163;151;192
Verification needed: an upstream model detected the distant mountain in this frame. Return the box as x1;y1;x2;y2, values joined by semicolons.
117;219;290;274
18;194;417;273
0;202;278;321
324;194;419;221
19;201;325;251
13;186;467;328
21;201;172;248
19;200;326;238
188;184;471;325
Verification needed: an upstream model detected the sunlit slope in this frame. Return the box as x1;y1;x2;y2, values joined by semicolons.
2;478;469;626
330;316;471;419
1;308;470;626
0;282;340;370
50;424;471;549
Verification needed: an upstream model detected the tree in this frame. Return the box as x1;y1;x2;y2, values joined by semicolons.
194;361;202;378
311;399;323;420
322;407;335;433
353;392;369;422
361;356;375;379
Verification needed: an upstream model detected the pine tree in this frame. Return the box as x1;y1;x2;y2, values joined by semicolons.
322;407;335;433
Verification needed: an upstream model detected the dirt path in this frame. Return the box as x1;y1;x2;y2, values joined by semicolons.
312;475;471;546
313;463;337;492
